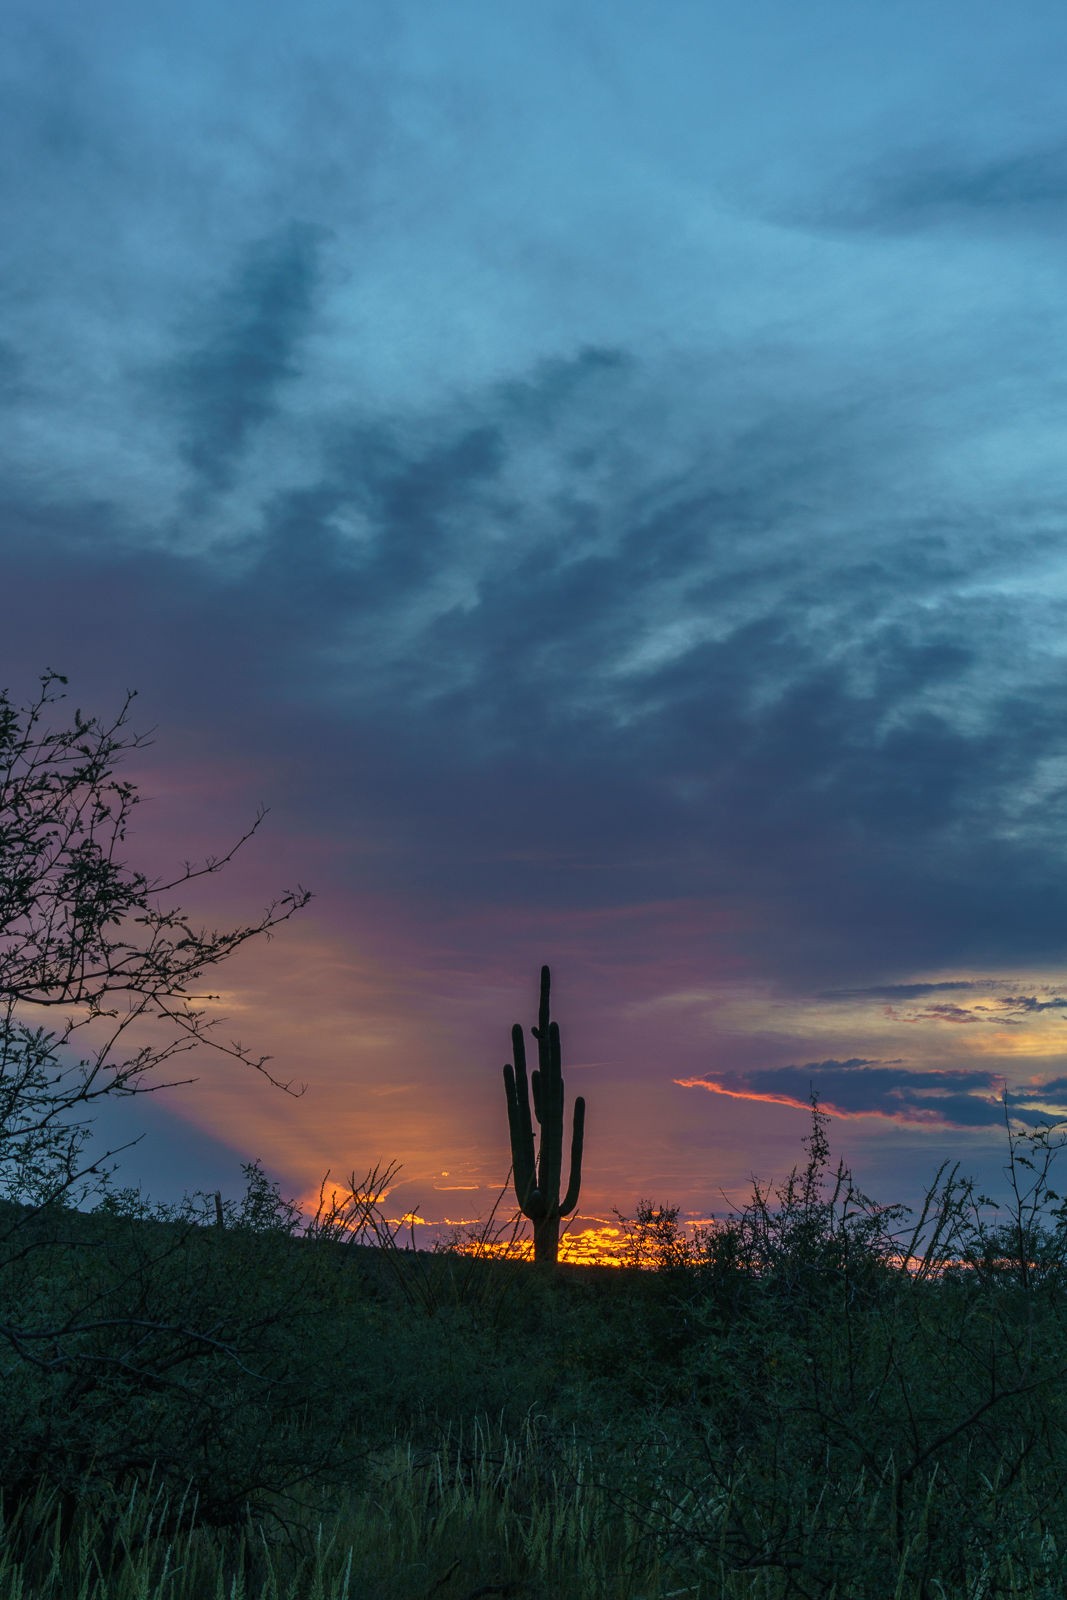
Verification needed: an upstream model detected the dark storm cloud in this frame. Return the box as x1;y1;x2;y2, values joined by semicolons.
1016;1079;1067;1102
997;996;1067;1013
169;226;325;496
8;324;1067;986
162;338;1067;986
0;344;23;395
822;989;1067;1022
677;1061;1063;1130
819;984;977;1001
815;141;1067;234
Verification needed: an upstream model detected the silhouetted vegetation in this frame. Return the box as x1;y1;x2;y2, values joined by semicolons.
2;1104;1067;1598
0;671;310;1222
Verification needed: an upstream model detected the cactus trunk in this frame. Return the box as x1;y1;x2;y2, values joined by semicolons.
533;1215;561;1265
502;966;586;1267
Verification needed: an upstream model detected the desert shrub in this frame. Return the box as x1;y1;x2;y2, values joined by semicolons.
0;1164;379;1536
558;1102;1067;1595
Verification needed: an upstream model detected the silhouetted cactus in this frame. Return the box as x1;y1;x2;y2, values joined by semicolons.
503;965;586;1265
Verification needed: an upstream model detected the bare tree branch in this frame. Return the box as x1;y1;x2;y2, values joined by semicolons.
0;671;312;1211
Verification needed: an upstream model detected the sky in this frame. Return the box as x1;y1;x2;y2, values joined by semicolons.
6;0;1067;1245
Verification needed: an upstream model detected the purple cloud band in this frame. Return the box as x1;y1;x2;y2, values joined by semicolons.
677;1059;1067;1129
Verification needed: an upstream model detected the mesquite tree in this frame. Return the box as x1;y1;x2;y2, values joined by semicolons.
0;675;360;1534
503;965;586;1264
0;671;311;1212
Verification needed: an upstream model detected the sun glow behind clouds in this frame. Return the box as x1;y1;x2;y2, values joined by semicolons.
110;933;1067;1232
459;1221;635;1267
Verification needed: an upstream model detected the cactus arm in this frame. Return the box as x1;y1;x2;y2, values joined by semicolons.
503;1063;538;1214
512;1024;535;1153
559;1096;585;1217
505;1024;546;1216
531;1069;543;1125
502;1060;523;1165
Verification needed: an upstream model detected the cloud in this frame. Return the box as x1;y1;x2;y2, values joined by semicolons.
7;0;1067;1005
908;1004;980;1024
1015;1078;1067;1101
813;141;1067;235
9;323;1067;992
169;225;326;498
898;994;1067;1026
819;983;977;1000
675;1060;1033;1128
995;995;1067;1014
817;986;1067;1029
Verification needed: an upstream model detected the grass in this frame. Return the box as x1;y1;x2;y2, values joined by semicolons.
0;1419;672;1600
2;1420;1064;1599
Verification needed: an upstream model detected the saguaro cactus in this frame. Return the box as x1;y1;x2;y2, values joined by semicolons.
502;965;586;1265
